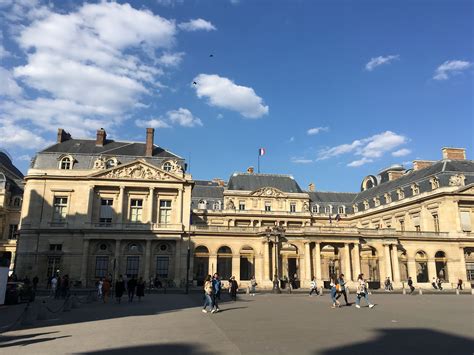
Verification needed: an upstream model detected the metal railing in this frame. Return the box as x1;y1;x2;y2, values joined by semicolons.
84;222;184;231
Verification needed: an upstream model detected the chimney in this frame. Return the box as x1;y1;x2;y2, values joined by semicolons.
212;178;225;187
96;128;107;147
247;166;254;174
388;170;404;181
442;147;466;160
57;128;71;143
413;160;435;171
308;182;315;192
145;128;154;156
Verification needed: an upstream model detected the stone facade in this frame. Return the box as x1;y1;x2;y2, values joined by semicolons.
14;131;474;290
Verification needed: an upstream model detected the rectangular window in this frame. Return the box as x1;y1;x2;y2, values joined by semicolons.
126;256;139;277
460;211;472;232
159;200;172;224
412;215;421;232
399;219;405;232
53;197;68;222
8;224;18;239
156;256;169;278
265;202;271;212
95;256;109;278
432;214;440;233
47;256;61;278
49;244;62;251
100;198;113;225
239;201;246;211
290;203;296;213
130;199;143;222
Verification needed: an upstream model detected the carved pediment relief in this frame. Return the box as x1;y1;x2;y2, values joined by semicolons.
251;187;286;198
90;160;184;182
449;174;465;187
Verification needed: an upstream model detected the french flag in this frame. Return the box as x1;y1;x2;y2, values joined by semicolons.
259;148;266;156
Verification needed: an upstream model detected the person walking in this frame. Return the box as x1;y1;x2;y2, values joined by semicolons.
336;274;349;305
250;276;257;296
97;278;104;300
212;273;221;312
51;275;58;298
102;277;111;303
115;275;125;303
229;276;239;301
136;277;145;302
128;276;137;302
309;277;319;296
355;274;374;309
436;277;443;290
202;275;213;313
384;277;393;291
457;279;463;290
329;274;340;308
408;277;415;294
431;277;438;289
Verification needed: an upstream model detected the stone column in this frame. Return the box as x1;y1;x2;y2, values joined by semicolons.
353;243;361;279
114;239;121;281
344;243;352;280
304;242;312;281
209;254;217;275
176;188;183;226
391;245;401;282
407;257;417;283
174;240;182;283
263;241;270;281
148;187;155;224
80;239;89;286
86;186;94;225
459;247;467;281
315;242;322;282
117;186;125;224
428;258;437;281
232;255;240;281
384;244;393;280
144;240;152;282
271;243;276;278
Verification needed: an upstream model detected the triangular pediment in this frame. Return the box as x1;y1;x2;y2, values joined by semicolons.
251;187;286;198
90;160;185;182
456;183;474;195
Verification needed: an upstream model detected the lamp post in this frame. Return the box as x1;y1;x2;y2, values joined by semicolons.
266;225;285;294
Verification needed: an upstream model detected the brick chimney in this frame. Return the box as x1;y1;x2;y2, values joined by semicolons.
145;128;154;156
442;147;466;160
57;128;71;143
388;170;404;181
96;128;107;147
247;166;254;174
308;182;315;192
413;160;435;171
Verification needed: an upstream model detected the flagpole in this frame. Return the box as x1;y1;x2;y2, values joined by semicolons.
258;153;260;173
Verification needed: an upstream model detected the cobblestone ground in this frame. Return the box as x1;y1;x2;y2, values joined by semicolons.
0;292;473;354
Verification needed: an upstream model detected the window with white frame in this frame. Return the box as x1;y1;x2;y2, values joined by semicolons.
130;199;143;222
239;201;246;211
290;203;296;213
163;162;172;172
159;200;172;224
264;201;271;212
213;201;221;210
338;206;345;214
198;199;207;209
432;213;440;233
53;197;68;222
100;198;113;225
60;156;73;170
312;204;319;213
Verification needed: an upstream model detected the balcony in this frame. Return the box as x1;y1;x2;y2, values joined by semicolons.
85;223;184;232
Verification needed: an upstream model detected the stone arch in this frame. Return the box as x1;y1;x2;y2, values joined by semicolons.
193;245;209;285
217;246;232;279
415;250;428;282
320;244;341;280
398;249;408;281
434;250;448;281
360;245;380;281
240;246;255;281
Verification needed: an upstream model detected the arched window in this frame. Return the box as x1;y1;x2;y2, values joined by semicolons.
213;201;222;210
163;162;172;172
198;199;207;210
0;173;5;189
338;206;345;214
12;196;22;208
60;156;73;170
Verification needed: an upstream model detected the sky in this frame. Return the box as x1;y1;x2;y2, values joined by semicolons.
0;0;472;192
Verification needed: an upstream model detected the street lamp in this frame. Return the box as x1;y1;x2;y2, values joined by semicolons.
266;225;285;294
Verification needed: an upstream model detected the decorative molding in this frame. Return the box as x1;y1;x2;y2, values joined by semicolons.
449;174;465;187
251;187;286;198
90;160;184;182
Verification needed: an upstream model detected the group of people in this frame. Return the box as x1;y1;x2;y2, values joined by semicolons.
328;273;374;309
49;274;70;299
96;275;146;303
202;273;246;313
431;277;444;290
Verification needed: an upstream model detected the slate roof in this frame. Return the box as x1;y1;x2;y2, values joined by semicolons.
308;191;357;204
0;152;24;179
192;184;225;199
41;139;179;158
0;152;24;195
227;173;303;193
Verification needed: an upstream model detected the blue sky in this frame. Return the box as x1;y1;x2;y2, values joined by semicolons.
0;0;472;192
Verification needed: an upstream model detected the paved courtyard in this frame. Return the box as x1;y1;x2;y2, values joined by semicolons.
0;292;473;354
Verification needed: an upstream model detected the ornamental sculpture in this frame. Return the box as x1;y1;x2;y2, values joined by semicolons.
251;187;286;198
100;163;174;181
449;174;465;187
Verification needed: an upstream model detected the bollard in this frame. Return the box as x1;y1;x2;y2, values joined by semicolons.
419;288;423;295
63;297;72;312
246;286;250;295
37;301;49;320
402;288;406;295
456;288;460;296
319;287;323;296
471;288;474;295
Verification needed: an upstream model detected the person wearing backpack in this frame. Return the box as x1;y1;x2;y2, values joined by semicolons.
336;274;349;306
309;277;319;296
355;274;374;309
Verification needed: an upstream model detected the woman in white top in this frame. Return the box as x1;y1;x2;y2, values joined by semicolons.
355;274;374;309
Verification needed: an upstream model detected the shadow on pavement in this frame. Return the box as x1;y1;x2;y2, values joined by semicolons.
0;331;71;348
320;328;474;355
83;343;213;355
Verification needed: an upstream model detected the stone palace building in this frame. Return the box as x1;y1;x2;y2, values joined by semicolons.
14;128;474;289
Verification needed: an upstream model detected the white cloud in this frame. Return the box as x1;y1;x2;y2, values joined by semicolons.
135;118;170;129
365;55;399;71
0;67;22;97
307;126;328;135
156;0;184;6
17;154;32;161
0;121;50;149
347;157;373;167
392;148;411;157
157;52;185;67
288;136;295;143
193;74;269;118
217;113;224;119
433;60;472;80
291;157;313;164
318;131;408;166
178;19;216;32
167;108;202;127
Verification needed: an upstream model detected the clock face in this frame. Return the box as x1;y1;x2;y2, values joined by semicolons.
266;189;272;195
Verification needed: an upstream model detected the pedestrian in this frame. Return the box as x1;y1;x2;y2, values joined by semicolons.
436;278;443;290
384;277;393;291
229;276;238;301
212;273;221;312
103;277;111;303
457;279;463;290
62;275;70;298
355;274;374;309
408;277;415;294
128;276;137;302
136;277;145;301
336;274;349;305
431;277;438;290
202;275;213;313
97;278;104;300
51;275;58;298
115;275;125;303
329;274;340;308
309;277;319;296
32;275;39;291
250;275;257;296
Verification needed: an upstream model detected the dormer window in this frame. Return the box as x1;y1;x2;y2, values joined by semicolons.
338;206;345;214
430;177;440;190
213;201;222;210
353;204;358;213
373;197;380;207
60;156;73;170
312;205;319;213
397;188;405;200
198;199;207;210
363;200;369;210
384;193;392;204
12;196;22;208
411;183;420;196
163;162;172;172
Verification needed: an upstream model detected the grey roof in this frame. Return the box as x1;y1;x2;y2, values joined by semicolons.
227;173;303;193
0;152;24;196
192;184;225;199
308;191;357;204
42;139;179;158
0;152;24;179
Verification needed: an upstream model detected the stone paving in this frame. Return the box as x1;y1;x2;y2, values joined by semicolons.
0;292;473;354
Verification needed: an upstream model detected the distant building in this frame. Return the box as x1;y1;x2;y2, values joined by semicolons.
15;130;474;289
0;151;24;274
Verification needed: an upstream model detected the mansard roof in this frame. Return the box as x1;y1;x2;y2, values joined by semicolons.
227;173;303;193
192;182;225;199
308;191;357;204
0;151;24;179
41;139;180;158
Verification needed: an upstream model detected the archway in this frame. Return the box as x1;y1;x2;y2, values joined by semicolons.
320;244;340;281
240;246;255;280
217;246;232;280
193;246;209;286
415;251;428;282
434;251;448;281
154;242;173;280
465;248;474;282
398;251;408;281
360;245;379;281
